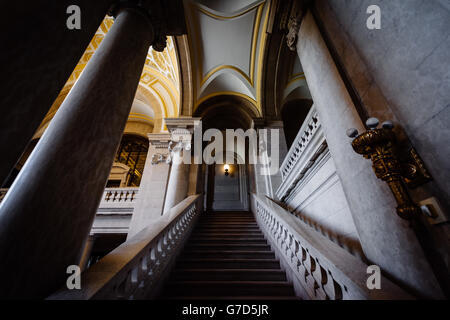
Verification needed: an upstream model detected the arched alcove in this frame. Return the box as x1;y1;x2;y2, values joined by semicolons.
281;99;313;148
194;94;259;131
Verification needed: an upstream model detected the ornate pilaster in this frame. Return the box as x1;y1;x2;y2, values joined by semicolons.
127;133;172;239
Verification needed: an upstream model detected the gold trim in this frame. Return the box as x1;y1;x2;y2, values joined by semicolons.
148;86;169;118
201;65;252;86
286;74;306;88
199;3;264;88
195;1;265;20
196;92;258;107
188;1;270;116
128;113;154;123
254;0;271;114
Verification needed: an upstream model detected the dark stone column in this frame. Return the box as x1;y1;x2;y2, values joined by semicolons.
0;1;113;186
0;5;155;298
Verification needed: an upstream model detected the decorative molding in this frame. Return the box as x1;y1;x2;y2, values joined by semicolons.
151;153;169;165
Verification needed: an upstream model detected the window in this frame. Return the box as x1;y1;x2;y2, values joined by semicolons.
114;135;149;187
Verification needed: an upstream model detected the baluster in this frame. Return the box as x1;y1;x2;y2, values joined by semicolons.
322;270;343;300
302;249;317;297
311;259;328;300
287;234;294;263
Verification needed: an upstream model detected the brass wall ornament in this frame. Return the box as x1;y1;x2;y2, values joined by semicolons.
347;118;432;220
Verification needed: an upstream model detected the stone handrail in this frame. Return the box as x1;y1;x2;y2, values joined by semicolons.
251;194;413;300
48;194;203;300
280;106;321;181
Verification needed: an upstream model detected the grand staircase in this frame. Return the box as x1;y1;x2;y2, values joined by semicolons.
159;211;297;300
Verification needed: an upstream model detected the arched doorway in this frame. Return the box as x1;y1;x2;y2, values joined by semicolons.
195;95;257;212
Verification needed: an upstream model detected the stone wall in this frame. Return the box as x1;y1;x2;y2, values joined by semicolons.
284;151;363;258
315;0;450;212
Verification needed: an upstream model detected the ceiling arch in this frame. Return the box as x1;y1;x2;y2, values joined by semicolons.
184;0;272;115
194;95;260;131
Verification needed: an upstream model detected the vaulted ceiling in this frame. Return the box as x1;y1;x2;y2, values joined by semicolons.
184;0;273;116
36;16;181;138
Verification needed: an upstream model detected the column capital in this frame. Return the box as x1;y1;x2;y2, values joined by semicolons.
148;133;172;149
284;0;313;51
108;0;187;52
164;117;202;133
165;117;202;145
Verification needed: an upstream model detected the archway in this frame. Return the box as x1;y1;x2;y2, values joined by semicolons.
196;95;257;212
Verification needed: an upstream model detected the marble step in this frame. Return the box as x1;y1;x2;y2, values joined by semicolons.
171;269;287;281
184;243;271;251
176;258;281;269
164;281;296;297
179;250;276;259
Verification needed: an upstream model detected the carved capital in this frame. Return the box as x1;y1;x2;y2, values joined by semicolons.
108;0;187;52
286;16;301;51
284;0;313;51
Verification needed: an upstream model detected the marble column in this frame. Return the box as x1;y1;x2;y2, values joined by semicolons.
164;145;190;213
187;162;202;196
0;1;113;186
163;118;200;213
251;120;288;199
127;134;171;239
294;11;443;299
0;5;157;298
264;121;288;198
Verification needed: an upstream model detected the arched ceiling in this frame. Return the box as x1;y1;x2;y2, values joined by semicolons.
36;16;181;138
184;0;272;115
282;56;311;104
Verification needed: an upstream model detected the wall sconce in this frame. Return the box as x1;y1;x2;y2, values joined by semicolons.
347;118;432;220
224;164;230;177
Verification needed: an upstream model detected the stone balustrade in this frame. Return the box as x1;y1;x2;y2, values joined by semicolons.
100;187;139;204
280;107;322;182
48;194;203;300
92;188;140;234
251;194;413;300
